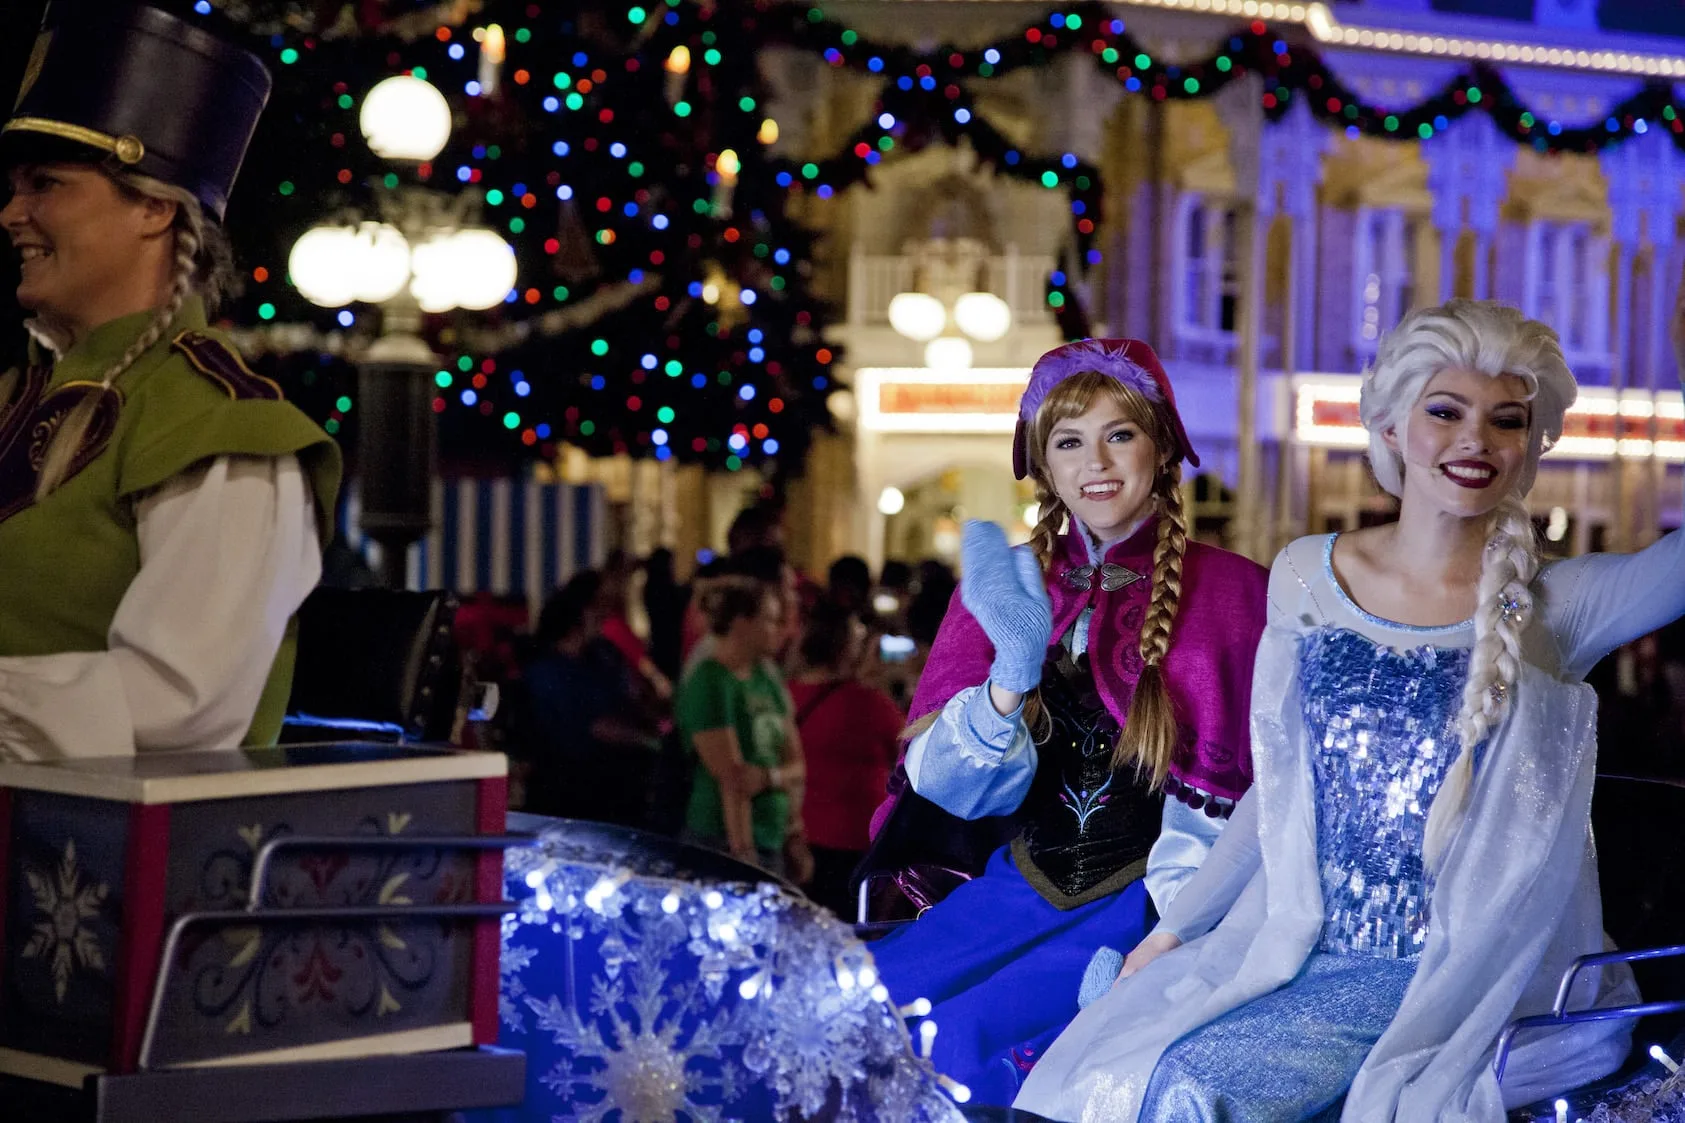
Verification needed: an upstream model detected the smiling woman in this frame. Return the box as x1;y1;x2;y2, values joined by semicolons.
0;3;338;761
858;338;1270;1105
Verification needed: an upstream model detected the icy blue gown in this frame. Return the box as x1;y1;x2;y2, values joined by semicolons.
1141;625;1470;1121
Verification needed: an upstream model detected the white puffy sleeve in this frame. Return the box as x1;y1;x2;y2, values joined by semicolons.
0;455;321;759
1152;787;1262;940
1538;529;1685;680
902;682;1039;819
1143;798;1228;914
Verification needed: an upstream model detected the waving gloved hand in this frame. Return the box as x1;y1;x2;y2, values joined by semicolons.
960;520;1053;694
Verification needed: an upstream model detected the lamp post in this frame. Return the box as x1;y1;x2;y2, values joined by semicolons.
288;74;517;586
887;239;1012;371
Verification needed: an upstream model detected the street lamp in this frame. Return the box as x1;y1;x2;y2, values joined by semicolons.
887;291;945;341
887;239;1013;371
294;73;516;318
287;72;519;585
952;291;1011;342
409;228;518;312
287;222;411;307
359;75;451;161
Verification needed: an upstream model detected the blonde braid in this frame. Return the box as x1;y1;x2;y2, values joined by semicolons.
33;206;202;500
1028;480;1069;573
1113;465;1189;785
1421;494;1537;870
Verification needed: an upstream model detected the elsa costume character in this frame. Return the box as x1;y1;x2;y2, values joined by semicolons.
1016;300;1680;1122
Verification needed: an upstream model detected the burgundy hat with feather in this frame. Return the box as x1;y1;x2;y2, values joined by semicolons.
1012;338;1199;480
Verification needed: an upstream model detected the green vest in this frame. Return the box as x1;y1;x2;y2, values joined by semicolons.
0;298;341;746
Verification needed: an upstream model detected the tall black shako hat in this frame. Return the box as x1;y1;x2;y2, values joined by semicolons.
2;1;271;221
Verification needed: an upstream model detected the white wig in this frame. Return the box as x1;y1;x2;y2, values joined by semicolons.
1358;300;1584;869
1359;299;1578;499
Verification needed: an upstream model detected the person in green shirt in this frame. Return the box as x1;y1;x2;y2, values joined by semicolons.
676;577;811;881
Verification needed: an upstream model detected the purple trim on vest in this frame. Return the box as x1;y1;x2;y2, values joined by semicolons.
171;331;284;401
870;522;1268;839
0;368;122;525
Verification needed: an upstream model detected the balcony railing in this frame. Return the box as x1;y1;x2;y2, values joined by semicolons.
846;246;1057;329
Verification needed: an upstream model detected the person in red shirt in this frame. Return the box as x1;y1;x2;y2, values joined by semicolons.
596;550;673;703
789;600;905;918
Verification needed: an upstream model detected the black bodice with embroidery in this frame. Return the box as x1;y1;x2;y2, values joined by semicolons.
1013;646;1162;907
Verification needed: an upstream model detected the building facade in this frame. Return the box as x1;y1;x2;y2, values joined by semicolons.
774;0;1685;570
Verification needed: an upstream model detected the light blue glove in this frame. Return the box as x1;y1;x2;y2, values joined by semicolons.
959;520;1053;695
1078;946;1124;1008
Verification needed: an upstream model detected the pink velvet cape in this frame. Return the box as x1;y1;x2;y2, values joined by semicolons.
869;520;1268;838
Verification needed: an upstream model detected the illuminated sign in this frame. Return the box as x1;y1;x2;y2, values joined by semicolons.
1293;378;1685;462
857;368;1027;433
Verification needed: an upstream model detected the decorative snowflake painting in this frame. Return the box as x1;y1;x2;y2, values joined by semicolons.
20;839;109;1004
472;824;964;1123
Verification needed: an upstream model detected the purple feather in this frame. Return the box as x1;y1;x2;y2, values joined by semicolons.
1019;339;1161;421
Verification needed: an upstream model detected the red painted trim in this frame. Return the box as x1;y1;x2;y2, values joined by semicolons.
110;804;171;1073
467;774;507;1045
0;789;14;1002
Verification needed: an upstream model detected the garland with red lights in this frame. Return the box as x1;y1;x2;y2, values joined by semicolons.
753;1;1685;153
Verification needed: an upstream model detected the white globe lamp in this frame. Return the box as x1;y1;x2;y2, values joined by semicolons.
953;291;1012;342
288;226;360;308
409;233;463;313
924;336;974;373
447;228;518;311
877;486;906;516
888;291;946;342
347;222;412;303
360;75;452;162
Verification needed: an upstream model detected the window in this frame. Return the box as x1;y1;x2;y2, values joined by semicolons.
1175;194;1238;342
1525;221;1608;367
1353;209;1419;357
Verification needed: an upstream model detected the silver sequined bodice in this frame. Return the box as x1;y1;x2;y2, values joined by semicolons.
1299;628;1469;958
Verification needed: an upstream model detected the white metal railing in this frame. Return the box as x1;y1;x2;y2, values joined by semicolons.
847;246;1057;328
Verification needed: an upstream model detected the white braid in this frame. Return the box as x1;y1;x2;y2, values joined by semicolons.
1421;494;1539;870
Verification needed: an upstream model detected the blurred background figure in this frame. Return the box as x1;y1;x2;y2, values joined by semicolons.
789;601;905;918
675;577;810;880
876;559;914;624
875;558;956;711
597;549;674;702
642;547;690;683
826;554;874;617
521;571;661;826
1592;620;1685;779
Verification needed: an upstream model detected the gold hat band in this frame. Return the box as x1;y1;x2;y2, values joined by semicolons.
4;116;145;165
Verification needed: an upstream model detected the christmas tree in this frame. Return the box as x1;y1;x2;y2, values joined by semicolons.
180;0;841;473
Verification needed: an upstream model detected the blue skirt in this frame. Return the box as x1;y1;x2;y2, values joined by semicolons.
870;845;1155;1106
1140;952;1418;1123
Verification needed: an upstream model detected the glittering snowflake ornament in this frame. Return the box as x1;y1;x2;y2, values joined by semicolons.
495;824;965;1123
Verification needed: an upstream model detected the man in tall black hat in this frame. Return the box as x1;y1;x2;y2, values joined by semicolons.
0;2;340;760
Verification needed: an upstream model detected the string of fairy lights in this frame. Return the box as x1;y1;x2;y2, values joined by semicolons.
197;0;1685;469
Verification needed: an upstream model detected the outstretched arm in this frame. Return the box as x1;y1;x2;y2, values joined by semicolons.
1543;270;1685;676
